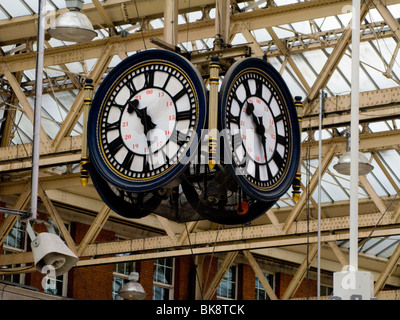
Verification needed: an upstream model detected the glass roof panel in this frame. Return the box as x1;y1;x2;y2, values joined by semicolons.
0;0;31;18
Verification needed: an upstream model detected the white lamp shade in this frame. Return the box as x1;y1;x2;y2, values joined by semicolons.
48;11;97;43
333;151;374;176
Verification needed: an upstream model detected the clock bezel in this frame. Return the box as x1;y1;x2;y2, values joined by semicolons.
219;57;301;201
87;49;207;192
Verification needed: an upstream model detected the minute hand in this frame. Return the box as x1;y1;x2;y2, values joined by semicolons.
246;103;267;162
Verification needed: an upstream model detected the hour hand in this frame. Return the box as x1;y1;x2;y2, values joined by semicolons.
128;99;141;116
246;102;265;137
127;99;156;132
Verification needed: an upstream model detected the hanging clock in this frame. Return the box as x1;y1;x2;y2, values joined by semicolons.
87;49;207;192
219;57;301;201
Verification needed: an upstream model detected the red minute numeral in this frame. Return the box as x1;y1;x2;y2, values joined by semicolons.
146;89;153;95
122;122;129;127
124;134;131;140
169;115;175;120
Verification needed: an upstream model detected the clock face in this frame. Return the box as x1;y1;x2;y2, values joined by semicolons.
88;49;206;192
220;58;300;201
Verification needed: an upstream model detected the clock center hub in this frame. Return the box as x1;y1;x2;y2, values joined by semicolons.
240;97;277;164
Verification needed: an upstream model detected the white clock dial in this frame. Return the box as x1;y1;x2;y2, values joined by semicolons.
100;63;197;179
226;71;290;188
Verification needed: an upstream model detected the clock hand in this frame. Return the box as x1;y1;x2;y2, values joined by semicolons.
246;102;268;163
128;100;156;132
128;99;141;115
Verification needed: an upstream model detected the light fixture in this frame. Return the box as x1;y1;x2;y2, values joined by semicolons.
48;0;97;43
333;132;374;176
334;151;374;176
118;272;147;300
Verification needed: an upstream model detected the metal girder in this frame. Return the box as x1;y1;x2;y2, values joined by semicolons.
281;243;318;300
243;250;278;300
76;205;111;256
37;184;77;254
2;203;398;268
283;144;338;233
204;251;238;300
303;1;369;115
0;183;30;247
52;44;113;151
375;240;400;294
2;65;50;145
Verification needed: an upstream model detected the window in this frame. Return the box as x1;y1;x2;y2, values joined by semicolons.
3;217;26;250
1;250;23;285
153;257;174;300
1;217;27;286
255;272;274;300
43;272;64;296
321;285;333;297
217;264;237;299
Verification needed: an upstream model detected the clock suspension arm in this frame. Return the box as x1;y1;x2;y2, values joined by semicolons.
81;78;94;187
208;56;220;170
292;96;303;202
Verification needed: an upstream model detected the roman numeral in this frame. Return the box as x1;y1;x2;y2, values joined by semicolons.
144;69;155;88
273;151;284;168
107;136;124;155
143;155;150;172
254;162;260;181
105;121;120;131
172;88;187;103
255;78;263;97
126;80;137;96
176;110;192;121
232;133;242;150
162;73;172;90
170;130;189;147
274;113;283;123
232;91;243;104
229;115;240;126
276;134;286;146
242;79;251;97
266;161;273;180
122;151;135;170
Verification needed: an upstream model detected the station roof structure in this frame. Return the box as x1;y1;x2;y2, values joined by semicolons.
1;0;400;299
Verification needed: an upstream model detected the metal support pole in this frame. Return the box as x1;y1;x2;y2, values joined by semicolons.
292;96;303;202
30;0;46;221
317;90;325;300
208;57;220;169
80;78;94;186
350;0;360;271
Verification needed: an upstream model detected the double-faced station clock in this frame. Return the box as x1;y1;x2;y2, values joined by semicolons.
87;49;207;192
219;57;301;202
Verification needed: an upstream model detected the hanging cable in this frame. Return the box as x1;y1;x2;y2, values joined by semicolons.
133;0;147;50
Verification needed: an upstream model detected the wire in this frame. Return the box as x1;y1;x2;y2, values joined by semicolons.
133;0;147;50
358;187;400;253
